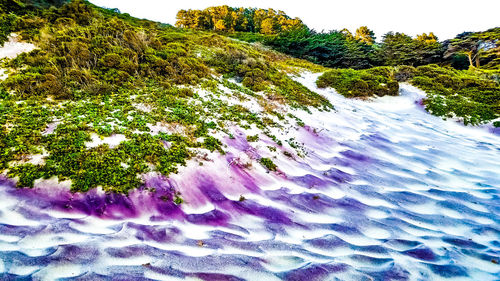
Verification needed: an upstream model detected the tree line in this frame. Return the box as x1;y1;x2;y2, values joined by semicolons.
176;6;500;71
176;6;304;35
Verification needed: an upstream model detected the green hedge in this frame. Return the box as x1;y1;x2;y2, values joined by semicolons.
410;65;500;125
316;67;399;98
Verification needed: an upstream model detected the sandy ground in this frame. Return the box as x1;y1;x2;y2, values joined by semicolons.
0;33;36;60
0;33;36;82
0;72;499;280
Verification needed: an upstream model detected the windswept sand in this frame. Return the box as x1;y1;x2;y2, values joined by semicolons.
0;34;36;82
0;33;36;60
0;72;499;280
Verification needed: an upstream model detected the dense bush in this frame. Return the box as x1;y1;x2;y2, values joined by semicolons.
2;1;215;100
0;11;16;45
378;32;443;66
444;28;500;70
410;65;500;124
176;6;304;35
205;39;331;108
316;67;399;97
0;0;330;194
316;64;499;124
231;28;379;70
259;157;277;171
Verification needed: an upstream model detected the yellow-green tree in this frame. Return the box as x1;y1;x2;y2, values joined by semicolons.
260;18;275;35
175;6;304;35
340;28;354;40
355;26;375;45
416;32;438;44
214;19;226;31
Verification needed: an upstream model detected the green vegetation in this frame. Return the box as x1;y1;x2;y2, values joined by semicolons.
1;1;499;195
316;64;500;124
316;67;399;98
0;0;45;45
173;193;184;204
378;32;443;66
232;28;379;70
181;6;448;70
180;6;500;77
246;135;259;142
259;157;277;171
409;65;500;125
444;28;500;70
176;6;304;35
0;0;330;193
232;28;446;70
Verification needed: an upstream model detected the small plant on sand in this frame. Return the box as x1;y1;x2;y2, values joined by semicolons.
259;157;277;171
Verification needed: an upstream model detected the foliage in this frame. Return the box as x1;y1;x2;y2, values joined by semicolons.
204;39;331;108
0;11;16;45
177;6;500;73
316;63;499;124
203;136;223;153
444;28;500;70
259;157;277;171
316;67;399;97
8;163;44;188
246;134;259;142
232;26;446;70
378;32;443;66
176;6;304;35
180;7;382;69
0;0;329;193
233;28;380;70
355;26;375;45
410;64;500;124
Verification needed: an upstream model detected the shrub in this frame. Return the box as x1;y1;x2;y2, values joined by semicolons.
0;85;8;99
316;68;399;97
259;157;277;171
246;135;259;142
8;163;44;188
411;64;500;124
203;136;222;152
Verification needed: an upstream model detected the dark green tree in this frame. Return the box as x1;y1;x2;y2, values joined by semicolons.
378;32;415;65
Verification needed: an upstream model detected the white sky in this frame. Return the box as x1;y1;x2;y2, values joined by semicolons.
89;0;499;41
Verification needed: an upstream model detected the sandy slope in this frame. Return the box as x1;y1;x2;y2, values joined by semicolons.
0;34;36;60
0;34;36;83
0;72;499;280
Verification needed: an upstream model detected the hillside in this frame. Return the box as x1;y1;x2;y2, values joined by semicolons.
0;0;334;194
0;1;500;280
179;6;500;125
1;1;499;195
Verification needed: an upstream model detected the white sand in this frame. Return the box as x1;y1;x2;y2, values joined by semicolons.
86;133;127;148
0;34;36;82
0;34;36;59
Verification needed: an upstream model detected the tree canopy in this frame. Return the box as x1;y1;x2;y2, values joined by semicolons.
444;28;500;70
378;32;443;66
176;6;305;35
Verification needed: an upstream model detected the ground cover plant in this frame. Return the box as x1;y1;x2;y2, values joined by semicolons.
0;0;331;194
1;0;499;197
315;64;499;124
316;67;399;98
410;64;500;125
